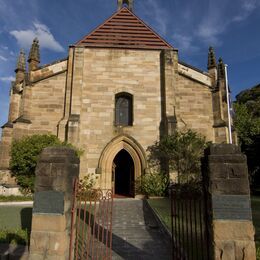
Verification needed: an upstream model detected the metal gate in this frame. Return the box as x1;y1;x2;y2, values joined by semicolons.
69;179;114;260
170;184;210;260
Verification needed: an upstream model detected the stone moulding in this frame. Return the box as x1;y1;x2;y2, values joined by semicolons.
97;134;147;190
12;116;32;124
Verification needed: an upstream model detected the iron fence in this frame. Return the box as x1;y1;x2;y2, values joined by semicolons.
170;185;210;260
70;179;114;260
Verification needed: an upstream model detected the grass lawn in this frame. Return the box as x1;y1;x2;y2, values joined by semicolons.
0;206;32;245
0;195;33;202
147;198;171;231
251;196;260;259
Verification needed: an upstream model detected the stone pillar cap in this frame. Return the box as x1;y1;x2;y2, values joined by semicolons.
205;144;241;155
38;147;80;164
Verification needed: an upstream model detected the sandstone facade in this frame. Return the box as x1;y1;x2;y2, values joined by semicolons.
0;5;234;195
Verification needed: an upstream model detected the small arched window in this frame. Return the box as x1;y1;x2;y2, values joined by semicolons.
115;93;133;126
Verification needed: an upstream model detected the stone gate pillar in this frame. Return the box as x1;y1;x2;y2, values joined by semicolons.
203;144;256;260
29;147;79;260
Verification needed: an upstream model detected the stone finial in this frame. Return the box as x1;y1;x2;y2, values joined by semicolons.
218;58;225;79
207;46;216;70
28;38;40;71
15;49;26;83
117;0;134;11
15;49;26;72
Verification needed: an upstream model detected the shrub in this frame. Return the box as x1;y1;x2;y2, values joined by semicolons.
170;182;203;198
10;134;82;193
78;174;97;192
136;172;169;197
77;174;100;201
147;129;208;184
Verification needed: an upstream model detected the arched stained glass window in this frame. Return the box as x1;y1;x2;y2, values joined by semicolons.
115;93;133;126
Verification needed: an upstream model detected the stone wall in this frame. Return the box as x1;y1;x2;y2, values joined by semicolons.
0;45;230;189
69;48;162;184
0;127;13;168
27;72;67;135
0;169;15;185
62;47;221;189
0;61;67;169
30;60;67;83
175;73;214;141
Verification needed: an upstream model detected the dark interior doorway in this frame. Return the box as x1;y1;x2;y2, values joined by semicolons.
113;149;134;197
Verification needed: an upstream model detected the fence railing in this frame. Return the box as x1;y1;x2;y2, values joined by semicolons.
69;179;114;260
170;185;210;260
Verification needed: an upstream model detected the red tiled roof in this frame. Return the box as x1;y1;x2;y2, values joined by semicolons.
75;7;173;50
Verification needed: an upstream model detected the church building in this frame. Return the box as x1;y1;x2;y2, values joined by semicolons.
0;0;234;196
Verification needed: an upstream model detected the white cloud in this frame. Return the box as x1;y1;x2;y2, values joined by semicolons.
196;1;228;46
139;0;168;35
197;23;225;46
242;0;258;11
0;55;7;61
233;0;259;21
0;46;8;50
147;0;167;35
172;33;200;53
0;76;15;82
10;22;65;52
196;0;260;45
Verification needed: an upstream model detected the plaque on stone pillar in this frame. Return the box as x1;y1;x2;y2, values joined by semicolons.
34;190;64;214
212;194;252;220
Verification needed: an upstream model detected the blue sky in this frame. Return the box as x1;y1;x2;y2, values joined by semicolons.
0;0;259;131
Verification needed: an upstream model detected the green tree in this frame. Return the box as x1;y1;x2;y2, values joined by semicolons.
233;103;260;145
234;84;260;192
10;135;81;193
235;84;260;118
147;129;208;184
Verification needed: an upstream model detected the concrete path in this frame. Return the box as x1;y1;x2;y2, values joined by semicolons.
112;199;172;260
0;201;33;206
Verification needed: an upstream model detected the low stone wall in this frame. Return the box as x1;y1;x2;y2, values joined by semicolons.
0;184;22;196
0;169;23;196
0;169;16;184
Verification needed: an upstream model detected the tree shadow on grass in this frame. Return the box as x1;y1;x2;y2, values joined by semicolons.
0;207;32;258
21;207;32;246
0;232;27;258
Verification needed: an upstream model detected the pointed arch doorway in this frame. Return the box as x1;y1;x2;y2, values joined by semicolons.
113;149;134;197
98;135;147;197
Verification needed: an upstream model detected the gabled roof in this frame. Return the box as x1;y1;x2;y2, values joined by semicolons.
75;7;173;50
